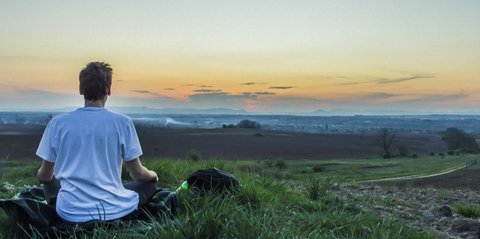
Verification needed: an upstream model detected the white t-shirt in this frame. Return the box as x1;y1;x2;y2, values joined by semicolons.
36;107;141;222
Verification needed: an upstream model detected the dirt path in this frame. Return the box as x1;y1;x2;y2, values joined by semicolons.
359;164;467;183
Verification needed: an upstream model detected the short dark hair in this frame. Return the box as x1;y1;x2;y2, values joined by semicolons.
79;62;112;101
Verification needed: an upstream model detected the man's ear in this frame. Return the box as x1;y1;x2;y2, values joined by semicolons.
106;85;111;96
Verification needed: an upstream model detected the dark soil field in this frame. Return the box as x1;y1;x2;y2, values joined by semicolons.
0;124;447;160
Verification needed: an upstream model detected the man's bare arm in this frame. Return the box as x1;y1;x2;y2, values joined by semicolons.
37;160;55;183
124;158;158;182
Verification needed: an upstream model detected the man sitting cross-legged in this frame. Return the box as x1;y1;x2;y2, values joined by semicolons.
36;61;158;223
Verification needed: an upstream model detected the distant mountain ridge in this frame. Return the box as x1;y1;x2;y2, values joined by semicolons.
110;107;250;115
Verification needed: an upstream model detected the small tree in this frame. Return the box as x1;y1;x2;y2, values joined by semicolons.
378;128;396;158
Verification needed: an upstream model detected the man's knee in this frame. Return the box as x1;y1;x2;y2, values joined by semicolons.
124;180;156;206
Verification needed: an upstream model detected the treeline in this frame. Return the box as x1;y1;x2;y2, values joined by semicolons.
378;127;479;159
443;127;479;153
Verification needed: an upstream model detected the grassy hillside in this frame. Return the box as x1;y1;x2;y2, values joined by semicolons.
0;155;472;238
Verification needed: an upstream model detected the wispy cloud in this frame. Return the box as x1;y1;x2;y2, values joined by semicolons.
242;91;277;96
193;89;223;93
189;91;257;99
269;86;294;90
330;92;398;103
132;90;152;94
336;73;435;86
131;89;172;99
403;93;469;103
337;81;363;86
242;82;268;85
164;88;175;91
349;92;472;112
199;85;213;88
376;74;434;84
356;92;397;100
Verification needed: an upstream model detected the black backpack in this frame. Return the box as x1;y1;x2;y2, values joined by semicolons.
186;168;239;192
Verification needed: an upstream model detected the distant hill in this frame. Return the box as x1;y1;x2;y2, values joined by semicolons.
310;109;328;115
308;108;443;116
309;108;357;116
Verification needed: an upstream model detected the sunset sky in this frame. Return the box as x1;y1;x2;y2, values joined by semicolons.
0;1;479;114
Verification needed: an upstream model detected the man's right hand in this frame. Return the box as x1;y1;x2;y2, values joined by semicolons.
148;170;158;182
125;158;158;182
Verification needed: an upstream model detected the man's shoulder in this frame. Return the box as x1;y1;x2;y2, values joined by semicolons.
104;109;133;123
50;108;132;124
49;112;70;123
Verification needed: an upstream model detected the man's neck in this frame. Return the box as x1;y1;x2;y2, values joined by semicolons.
84;99;106;108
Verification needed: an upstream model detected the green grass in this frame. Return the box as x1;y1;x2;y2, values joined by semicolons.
454;202;480;219
0;155;467;238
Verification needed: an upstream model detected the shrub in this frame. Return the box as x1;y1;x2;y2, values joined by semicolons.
222;124;236;128
382;153;392;159
312;165;324;173
186;149;201;161
298;169;308;174
306;177;330;200
237;119;261;129
307;177;321;200
274;160;287;169
429;152;435;156
410;154;418;158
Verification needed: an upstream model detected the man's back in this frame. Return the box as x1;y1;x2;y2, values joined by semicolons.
37;107;141;222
